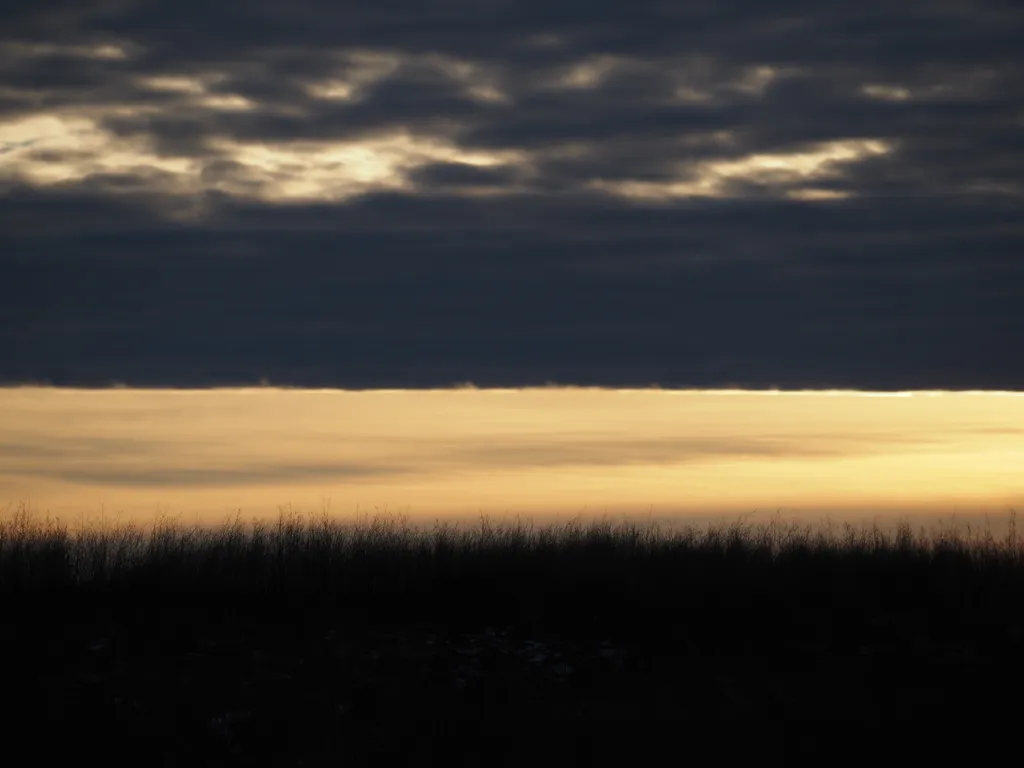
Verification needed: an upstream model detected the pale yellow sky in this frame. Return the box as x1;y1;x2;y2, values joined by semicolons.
2;387;1022;538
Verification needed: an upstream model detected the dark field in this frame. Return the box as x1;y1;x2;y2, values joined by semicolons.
3;505;1022;765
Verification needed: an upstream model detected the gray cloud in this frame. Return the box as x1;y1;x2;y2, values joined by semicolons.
3;429;944;491
435;433;940;471
0;0;1021;389
0;436;169;461
408;162;524;189
35;463;409;488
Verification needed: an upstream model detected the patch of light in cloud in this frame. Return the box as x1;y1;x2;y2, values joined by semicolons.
786;189;850;201
730;65;792;96
550;55;629;90
210;131;526;202
136;75;211;95
588;139;893;201
305;49;511;107
860;69;1002;103
670;62;799;103
429;54;511;105
0;40;133;60
0;103;888;208
0;104;526;210
304;50;402;102
0;112;198;187
861;84;913;101
135;73;257;111
0;41;943;211
546;54;784;97
197;93;257;111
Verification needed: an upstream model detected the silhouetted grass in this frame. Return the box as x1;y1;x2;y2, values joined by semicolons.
3;502;1022;763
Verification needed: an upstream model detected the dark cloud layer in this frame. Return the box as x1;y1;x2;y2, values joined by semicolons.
1;0;1021;389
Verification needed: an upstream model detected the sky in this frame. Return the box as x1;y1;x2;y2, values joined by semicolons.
1;0;1021;390
1;2;1021;533
4;387;1023;536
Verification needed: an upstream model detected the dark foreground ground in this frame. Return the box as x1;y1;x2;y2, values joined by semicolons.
2;508;1022;764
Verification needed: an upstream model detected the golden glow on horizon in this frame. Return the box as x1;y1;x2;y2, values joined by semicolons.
1;387;1022;535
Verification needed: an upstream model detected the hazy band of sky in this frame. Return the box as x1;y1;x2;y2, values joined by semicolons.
3;387;1021;538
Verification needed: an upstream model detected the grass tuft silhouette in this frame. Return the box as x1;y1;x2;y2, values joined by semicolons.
2;502;1021;763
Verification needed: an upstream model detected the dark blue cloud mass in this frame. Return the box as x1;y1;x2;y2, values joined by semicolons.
0;0;1021;389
